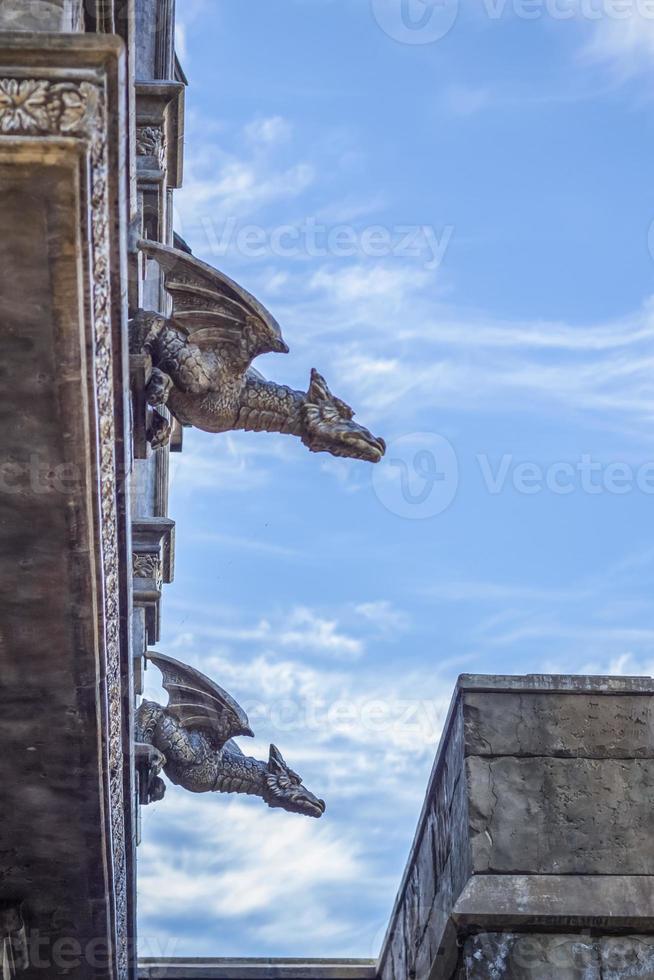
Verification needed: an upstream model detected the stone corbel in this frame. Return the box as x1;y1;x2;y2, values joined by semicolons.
132;518;175;645
135;81;184;244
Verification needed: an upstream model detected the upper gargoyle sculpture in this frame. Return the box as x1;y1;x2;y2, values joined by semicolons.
130;240;386;462
136;652;326;818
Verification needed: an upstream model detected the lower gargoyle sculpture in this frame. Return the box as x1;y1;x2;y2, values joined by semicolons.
136;653;326;818
131;240;386;462
0;905;28;978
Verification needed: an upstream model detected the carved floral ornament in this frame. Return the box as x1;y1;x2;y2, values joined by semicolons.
136;124;166;165
0;79;96;135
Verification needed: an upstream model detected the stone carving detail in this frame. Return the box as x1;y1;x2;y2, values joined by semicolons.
136;124;166;166
136;653;326;818
133;553;162;586
0;79;97;135
0;905;28;977
131;241;386;462
87;86;130;980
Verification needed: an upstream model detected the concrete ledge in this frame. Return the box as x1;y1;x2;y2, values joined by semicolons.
457;673;654;694
453;875;654;931
138;960;377;980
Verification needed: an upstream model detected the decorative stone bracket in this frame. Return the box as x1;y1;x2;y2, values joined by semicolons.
135;80;184;247
132;518;175;646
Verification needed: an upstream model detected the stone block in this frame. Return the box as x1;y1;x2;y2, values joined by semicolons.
600;937;654;978
379;676;654;980
463;934;600;979
0;0;82;32
464;691;654;758
467;756;654;874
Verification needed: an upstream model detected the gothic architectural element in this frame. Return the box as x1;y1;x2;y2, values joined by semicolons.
132;518;175;642
135;81;184;244
136;654;326;818
130;241;387;462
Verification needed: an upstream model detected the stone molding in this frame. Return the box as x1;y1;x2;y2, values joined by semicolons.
453;875;654;931
138;961;377;980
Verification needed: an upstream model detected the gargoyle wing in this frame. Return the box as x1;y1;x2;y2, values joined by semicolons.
139;240;288;362
147;652;254;750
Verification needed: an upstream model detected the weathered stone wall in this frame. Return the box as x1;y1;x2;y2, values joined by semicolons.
0;0;83;32
378;675;654;980
462;933;654;979
0;35;135;979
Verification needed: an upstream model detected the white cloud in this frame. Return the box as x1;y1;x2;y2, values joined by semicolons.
245;115;293;146
308;263;433;305
159;603;366;662
354;600;410;633
581;11;654;75
139;793;368;952
278;606;364;660
178;160;315;225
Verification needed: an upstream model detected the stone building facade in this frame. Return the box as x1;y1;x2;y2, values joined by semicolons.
0;2;182;977
1;4;653;980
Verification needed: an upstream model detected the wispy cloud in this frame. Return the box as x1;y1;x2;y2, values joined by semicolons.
245;115;293;146
139;793;371;955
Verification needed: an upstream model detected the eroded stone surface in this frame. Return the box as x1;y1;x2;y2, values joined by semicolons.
467;755;654;874
601;937;654;978
463;691;654;758
463;934;600;979
0;0;82;31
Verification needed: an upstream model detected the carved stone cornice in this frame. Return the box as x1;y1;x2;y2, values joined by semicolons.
0;78;97;134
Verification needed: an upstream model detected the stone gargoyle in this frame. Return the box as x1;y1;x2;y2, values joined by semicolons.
136;652;326;818
130;240;386;462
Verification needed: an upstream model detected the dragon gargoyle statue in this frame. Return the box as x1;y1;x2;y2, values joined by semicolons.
131;240;386;461
136;652;326;818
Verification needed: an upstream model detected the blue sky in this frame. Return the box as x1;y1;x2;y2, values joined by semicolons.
138;0;654;961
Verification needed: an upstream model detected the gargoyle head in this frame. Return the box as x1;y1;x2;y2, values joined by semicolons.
301;369;386;464
263;744;326;818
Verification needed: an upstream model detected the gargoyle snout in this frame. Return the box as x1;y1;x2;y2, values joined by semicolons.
272;337;290;354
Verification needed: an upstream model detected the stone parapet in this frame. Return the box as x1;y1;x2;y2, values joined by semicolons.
378;674;654;980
